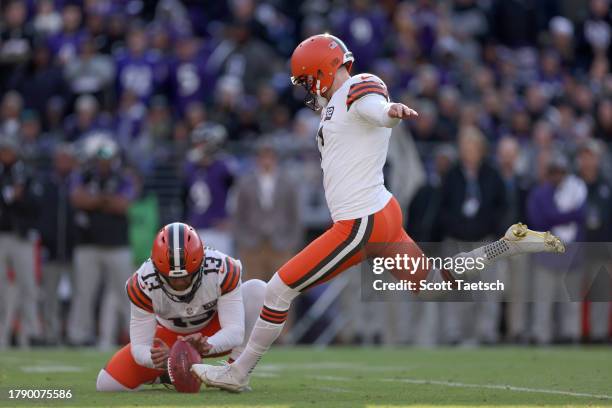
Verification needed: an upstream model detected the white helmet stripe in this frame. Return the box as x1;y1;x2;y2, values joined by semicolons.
173;223;181;270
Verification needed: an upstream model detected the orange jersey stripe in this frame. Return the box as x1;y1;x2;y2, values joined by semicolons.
346;85;387;102
221;259;234;292
131;278;153;309
228;261;240;291
347;80;383;95
347;89;389;110
130;275;152;307
221;258;241;294
130;284;153;312
347;86;388;103
348;82;387;98
126;275;153;313
127;283;153;313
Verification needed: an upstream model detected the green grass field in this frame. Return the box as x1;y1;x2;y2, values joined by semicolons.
0;346;611;407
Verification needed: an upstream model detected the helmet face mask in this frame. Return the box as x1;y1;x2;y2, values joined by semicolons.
292;74;323;111
155;262;204;304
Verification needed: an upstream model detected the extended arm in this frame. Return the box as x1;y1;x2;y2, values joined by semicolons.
353;94;418;128
129;304;158;368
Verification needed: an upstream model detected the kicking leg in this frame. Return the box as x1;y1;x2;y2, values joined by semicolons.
446;223;565;280
415;223;565;300
192;216;373;392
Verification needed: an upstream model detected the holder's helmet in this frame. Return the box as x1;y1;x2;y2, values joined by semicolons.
151;222;204;303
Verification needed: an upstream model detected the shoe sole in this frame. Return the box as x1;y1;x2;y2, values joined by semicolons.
505;222;566;253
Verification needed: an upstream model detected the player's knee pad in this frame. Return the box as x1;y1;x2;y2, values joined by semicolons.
264;273;300;311
241;279;266;312
239;279;266;340
96;369;135;392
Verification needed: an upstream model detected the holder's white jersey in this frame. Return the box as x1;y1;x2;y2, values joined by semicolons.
317;74;398;221
126;247;242;333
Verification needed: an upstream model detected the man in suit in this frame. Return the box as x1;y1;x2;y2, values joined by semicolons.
496;136;532;342
575;140;611;342
39;144;77;345
528;150;586;344
439;126;507;345
233;141;302;282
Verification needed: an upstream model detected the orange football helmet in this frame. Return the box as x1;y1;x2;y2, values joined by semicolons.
151;222;204;303
290;33;354;110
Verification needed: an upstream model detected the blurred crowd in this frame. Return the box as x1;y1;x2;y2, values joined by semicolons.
0;0;611;349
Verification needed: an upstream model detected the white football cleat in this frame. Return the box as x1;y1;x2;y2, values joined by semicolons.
501;222;565;254
190;363;250;393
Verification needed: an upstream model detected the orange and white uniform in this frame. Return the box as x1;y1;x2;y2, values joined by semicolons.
101;248;249;389
277;74;424;294
318;73;397;222
187;35;429;392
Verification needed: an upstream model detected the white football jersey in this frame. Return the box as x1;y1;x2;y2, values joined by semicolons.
126;247;242;333
317;73;394;221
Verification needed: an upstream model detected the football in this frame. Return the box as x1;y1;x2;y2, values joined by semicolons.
167;340;202;393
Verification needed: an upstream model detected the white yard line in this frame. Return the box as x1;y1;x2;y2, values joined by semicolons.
251;372;280;378
314;386;351;393
259;362;362;371
309;375;352;382
21;365;84;373
266;362;611;400
382;378;612;400
259;362;414;372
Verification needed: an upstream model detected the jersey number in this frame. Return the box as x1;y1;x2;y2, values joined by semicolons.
170;310;215;328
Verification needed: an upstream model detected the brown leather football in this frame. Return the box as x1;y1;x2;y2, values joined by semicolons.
167;340;202;393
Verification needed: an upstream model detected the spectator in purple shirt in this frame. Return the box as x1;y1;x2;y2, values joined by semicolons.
527;150;587;344
331;0;387;71
183;123;235;255
113;26;166;103
47;4;86;65
115;90;146;151
169;35;214;117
